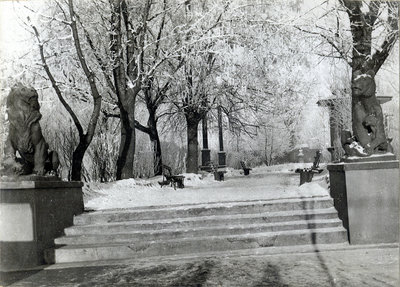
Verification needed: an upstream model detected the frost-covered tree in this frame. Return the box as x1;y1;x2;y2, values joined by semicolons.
165;1;230;173
213;0;317;163
29;0;102;181
132;1;185;176
106;0;151;179
299;0;398;152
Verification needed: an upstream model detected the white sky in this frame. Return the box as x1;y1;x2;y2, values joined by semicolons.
0;0;42;61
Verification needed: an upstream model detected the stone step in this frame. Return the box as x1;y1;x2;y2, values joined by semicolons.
74;196;333;225
47;227;347;263
55;218;343;245
64;207;339;236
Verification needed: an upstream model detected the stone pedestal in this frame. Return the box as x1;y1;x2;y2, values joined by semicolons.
297;149;304;163
0;180;84;271
327;160;399;244
200;149;212;171
213;171;226;181
296;170;314;185
218;151;226;168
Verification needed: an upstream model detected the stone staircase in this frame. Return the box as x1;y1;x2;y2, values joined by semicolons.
45;196;348;264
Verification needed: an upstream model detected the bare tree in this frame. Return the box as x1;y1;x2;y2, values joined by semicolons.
164;0;230;173
104;0;150;179
95;0;191;178
175;54;212;173
298;1;398;147
340;1;398;149
132;0;185;175
30;0;102;181
214;1;316;161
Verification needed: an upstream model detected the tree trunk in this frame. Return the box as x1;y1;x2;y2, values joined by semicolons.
269;126;274;166
264;134;269;166
134;106;163;176
289;129;296;150
342;1;398;141
150;132;162;176
116;106;136;180
218;106;224;152
186;117;201;173
71;141;88;181
134;124;162;176
148;109;162;176
347;4;372;135
116;122;135;180
110;0;140;180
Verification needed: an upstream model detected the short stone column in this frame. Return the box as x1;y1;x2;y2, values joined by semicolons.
218;151;226;167
217;106;226;168
0;180;84;271
297;149;304;163
327;160;399;244
200;115;212;171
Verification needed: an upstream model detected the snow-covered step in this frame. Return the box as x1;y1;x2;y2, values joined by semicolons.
47;227;347;263
47;196;348;265
74;196;333;225
64;207;340;236
55;218;343;245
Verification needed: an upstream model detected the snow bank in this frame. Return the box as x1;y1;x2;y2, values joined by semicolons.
346;152;394;160
249;162;326;175
298;181;328;196
180;173;214;187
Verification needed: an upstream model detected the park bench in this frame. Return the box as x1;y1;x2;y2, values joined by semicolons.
158;164;185;189
295;150;323;185
240;161;252;176
209;162;227;181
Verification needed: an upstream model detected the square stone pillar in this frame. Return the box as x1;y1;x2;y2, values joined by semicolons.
0;180;84;271
218;151;226;168
200;149;212;171
327;160;399;244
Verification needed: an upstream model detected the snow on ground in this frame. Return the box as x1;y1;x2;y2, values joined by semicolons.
84;163;330;211
12;246;398;287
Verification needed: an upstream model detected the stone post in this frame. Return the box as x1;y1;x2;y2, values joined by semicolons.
328;160;399;244
297;149;304;163
200;114;211;170
0;179;84;271
218;106;226;167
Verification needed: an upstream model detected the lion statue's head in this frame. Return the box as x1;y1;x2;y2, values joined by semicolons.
352;70;376;99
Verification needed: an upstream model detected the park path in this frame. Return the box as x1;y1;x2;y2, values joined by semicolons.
84;166;330;211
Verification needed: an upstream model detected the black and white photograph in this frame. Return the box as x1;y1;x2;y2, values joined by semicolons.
0;0;398;286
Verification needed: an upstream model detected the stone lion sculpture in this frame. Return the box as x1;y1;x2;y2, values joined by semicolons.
342;70;392;157
2;83;59;176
